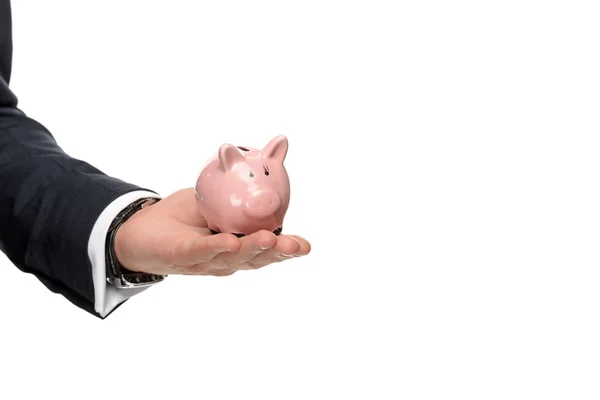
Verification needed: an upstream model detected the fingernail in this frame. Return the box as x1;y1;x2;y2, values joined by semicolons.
280;253;293;258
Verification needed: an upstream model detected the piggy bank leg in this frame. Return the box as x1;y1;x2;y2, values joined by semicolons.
209;228;245;238
208;228;283;237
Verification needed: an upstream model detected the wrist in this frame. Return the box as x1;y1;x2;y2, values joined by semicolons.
113;224;139;273
113;200;155;273
105;197;166;288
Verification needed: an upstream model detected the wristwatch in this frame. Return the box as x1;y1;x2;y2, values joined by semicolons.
105;197;167;288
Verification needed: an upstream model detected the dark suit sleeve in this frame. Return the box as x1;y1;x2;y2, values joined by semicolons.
0;0;152;316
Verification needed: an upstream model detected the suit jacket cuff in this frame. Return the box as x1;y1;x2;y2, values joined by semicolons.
87;190;163;318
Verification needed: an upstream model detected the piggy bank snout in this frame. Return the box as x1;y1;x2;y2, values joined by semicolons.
245;189;282;219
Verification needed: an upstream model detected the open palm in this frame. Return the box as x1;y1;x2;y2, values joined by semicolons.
114;188;311;276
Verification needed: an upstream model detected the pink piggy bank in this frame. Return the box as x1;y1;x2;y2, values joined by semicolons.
194;135;291;237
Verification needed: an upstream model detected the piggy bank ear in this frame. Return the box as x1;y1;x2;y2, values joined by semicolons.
262;135;288;163
218;144;246;171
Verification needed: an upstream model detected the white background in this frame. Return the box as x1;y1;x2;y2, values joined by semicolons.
1;1;600;399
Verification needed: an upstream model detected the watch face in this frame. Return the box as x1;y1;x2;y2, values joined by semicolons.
123;273;165;286
108;273;166;289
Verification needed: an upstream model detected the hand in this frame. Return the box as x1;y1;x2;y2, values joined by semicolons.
113;188;311;276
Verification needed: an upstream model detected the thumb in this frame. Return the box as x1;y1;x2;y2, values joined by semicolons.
163;231;241;265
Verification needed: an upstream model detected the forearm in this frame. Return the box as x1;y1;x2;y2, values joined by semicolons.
0;1;165;317
0;108;154;314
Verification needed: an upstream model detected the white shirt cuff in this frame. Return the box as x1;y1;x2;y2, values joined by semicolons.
87;190;162;317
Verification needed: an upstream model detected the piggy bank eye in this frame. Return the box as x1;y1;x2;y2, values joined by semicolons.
263;164;270;176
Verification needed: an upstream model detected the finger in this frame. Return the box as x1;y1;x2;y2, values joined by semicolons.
192;230;277;272
164;231;241;266
241;234;302;270
205;268;238;277
285;235;312;257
